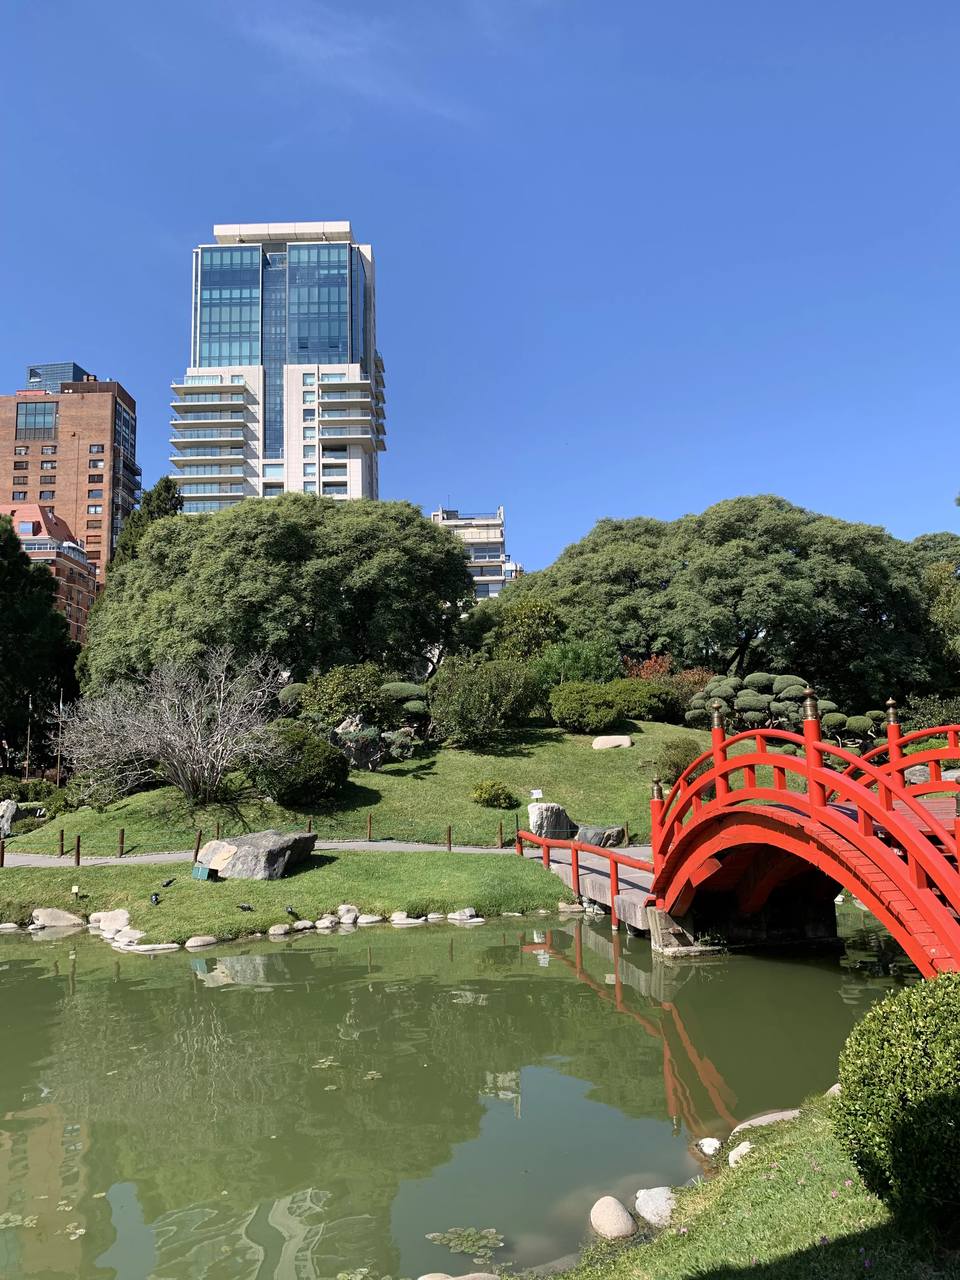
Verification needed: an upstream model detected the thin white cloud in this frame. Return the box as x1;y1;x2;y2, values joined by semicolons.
229;0;474;124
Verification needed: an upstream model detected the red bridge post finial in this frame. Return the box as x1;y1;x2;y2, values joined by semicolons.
711;700;729;801
802;688;826;808
886;698;902;765
650;777;665;873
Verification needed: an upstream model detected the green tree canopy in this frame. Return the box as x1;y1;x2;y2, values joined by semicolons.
501;495;956;706
111;475;184;568
0;517;76;749
81;495;473;690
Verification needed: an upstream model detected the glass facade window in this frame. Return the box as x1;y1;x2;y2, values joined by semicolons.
13;461;28;471
262;463;284;479
180;482;244;495
89;444;104;453
11;491;26;501
351;246;367;374
89;459;105;469
41;445;56;455
303;446;316;459
303;409;316;421
322;446;348;458
87;504;102;514
302;391;316;404
286;243;349;364
196;246;262;367
322;464;347;476
40;461;56;471
87;489;104;499
261;250;287;458
16;401;57;439
230;374;245;384
302;372;316;386
14;446;28;456
303;481;317;493
39;490;55;500
323;483;348;496
303;463;316;477
320;373;346;382
178;464;245;476
303;427;316;440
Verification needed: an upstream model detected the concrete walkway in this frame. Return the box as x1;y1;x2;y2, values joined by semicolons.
1;838;514;869
522;843;654;929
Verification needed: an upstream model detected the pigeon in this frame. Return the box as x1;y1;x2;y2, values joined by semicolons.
161;878;175;888
150;893;160;906
285;905;298;918
238;904;254;912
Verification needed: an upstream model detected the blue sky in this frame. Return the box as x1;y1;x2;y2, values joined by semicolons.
3;0;958;569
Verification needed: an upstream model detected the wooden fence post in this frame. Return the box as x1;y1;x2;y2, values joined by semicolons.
497;820;504;849
58;829;64;858
0;838;5;868
367;812;373;841
193;829;203;863
446;825;452;853
117;828;125;859
623;820;630;845
73;835;80;867
306;816;313;834
215;820;221;840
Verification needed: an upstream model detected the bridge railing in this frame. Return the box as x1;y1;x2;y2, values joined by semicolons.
515;829;653;928
841;721;960;798
650;697;960;919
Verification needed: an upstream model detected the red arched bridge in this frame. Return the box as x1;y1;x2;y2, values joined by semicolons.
517;694;960;978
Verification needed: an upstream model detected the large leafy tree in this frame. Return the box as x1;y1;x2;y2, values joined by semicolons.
111;475;184;568
0;516;77;751
80;495;473;690
502;496;957;706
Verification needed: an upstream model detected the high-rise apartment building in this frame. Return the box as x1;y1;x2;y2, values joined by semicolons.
0;366;141;581
430;506;523;598
0;503;96;642
170;222;386;513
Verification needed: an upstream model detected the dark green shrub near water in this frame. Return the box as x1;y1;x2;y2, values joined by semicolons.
548;682;620;734
255;720;349;807
833;972;960;1237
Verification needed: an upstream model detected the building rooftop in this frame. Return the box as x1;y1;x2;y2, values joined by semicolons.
0;503;84;549
214;221;354;245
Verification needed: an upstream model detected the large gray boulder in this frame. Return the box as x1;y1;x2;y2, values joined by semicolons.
0;799;17;838
527;802;576;840
32;907;83;928
634;1186;675;1228
576;823;625;848
197;829;316;880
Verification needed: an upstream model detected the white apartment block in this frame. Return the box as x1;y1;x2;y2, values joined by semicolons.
170;222;385;512
430;506;523;598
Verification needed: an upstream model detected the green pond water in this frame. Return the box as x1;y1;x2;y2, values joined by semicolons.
0;913;905;1280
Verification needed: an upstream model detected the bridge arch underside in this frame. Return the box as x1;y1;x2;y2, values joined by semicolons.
655;807;937;976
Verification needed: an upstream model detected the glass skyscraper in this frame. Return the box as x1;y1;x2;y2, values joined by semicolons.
171;222;385;512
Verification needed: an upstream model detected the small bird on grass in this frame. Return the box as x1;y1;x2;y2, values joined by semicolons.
150;893;160;906
238;904;254;912
285;906;298;918
161;878;175;888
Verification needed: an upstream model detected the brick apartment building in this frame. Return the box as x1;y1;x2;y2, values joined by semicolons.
0;503;96;642
0;363;141;581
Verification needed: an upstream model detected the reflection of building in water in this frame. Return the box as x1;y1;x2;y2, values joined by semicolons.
480;1070;522;1117
0;1101;90;1277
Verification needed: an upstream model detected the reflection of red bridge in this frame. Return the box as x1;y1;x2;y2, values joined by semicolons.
519;696;960;978
524;925;737;1136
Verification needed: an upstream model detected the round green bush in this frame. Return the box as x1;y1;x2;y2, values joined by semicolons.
818;699;838;715
256;720;349;807
654;735;705;786
833;973;960;1234
402;698;427;715
470;779;520;809
779;684;808;701
821;712;848;732
844;715;874;737
278;682;307;712
866;709;886;725
772;674;807;695
734;689;772;712
381;681;426;702
548;682;621;734
609;678;683;724
11;815;46;836
743;672;775;692
684;708;709;727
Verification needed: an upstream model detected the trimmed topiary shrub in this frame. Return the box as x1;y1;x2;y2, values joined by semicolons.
865;710;886;725
772;674;807;695
653;735;706;786
381;681;426;702
278;682;307;712
833;973;960;1236
549;682;621;734
256;719;349;807
402;698;427;715
734;689;772;713
471;779;520;809
844;715;874;737
821;712;848;733
743;672;776;692
302;662;386;727
608;677;684;724
430;658;538;746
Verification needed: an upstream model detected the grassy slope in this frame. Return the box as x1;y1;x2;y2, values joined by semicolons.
7;723;708;856
566;1098;956;1280
0;852;572;943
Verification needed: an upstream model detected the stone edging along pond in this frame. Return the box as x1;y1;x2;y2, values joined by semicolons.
1;899;589;954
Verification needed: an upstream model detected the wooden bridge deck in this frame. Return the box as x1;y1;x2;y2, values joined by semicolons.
523;844;654;930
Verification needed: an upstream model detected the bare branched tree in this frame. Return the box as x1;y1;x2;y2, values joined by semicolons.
58;649;284;803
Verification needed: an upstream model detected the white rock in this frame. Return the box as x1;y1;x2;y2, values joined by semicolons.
447;908;476;922
730;1109;800;1137
392;918;427;927
113;927;146;945
696;1137;722;1157
634;1186;675;1228
32;907;83;928
337;903;360;918
417;1274;452;1280
185;935;218;949
592;735;633;750
825;1082;841;1098
537;909;550;916
339;910;359;926
315;915;338;929
357;914;384;925
121;943;181;953
727;1140;754;1167
292;919;315;931
451;917;485;926
502;911;524;917
389;911;409;923
267;923;291;938
558;901;585;913
91;909;129;933
426;913;446;921
589;1195;636;1240
0;922;20;932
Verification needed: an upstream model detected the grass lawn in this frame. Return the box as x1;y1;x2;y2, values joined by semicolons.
7;723;708;856
0;851;572;943
565;1097;957;1280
